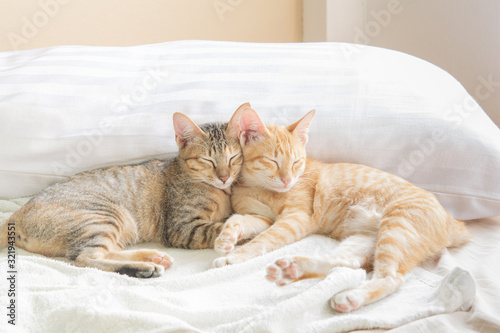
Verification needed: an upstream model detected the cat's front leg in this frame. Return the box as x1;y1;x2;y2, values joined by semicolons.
213;212;314;267
214;214;272;255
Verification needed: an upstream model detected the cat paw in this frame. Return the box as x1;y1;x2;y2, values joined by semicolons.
266;257;304;286
212;255;242;268
142;251;174;269
116;262;165;278
139;263;165;278
331;289;365;313
214;223;241;255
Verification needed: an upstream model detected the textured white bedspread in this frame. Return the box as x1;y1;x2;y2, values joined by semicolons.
1;198;499;333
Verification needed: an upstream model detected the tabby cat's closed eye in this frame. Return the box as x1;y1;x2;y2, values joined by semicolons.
200;157;216;168
229;153;241;166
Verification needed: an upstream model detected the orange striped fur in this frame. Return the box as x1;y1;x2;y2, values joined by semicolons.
213;107;471;312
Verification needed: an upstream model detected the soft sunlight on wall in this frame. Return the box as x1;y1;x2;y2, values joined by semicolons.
0;0;302;51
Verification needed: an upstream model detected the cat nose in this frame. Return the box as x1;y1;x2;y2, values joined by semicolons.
281;177;292;186
218;175;230;183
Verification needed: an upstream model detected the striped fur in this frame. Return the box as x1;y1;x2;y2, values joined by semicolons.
0;104;247;278
213;107;472;312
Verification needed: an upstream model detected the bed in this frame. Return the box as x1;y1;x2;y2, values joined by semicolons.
1;41;499;333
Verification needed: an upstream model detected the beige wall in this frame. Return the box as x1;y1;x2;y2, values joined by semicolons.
0;0;302;51
304;0;500;128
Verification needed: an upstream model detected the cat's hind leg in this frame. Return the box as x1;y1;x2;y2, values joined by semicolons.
106;249;173;269
68;230;171;278
266;234;376;285
331;215;422;312
73;247;168;278
331;264;404;313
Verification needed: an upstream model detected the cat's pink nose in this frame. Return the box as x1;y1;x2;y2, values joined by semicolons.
281;177;291;186
219;175;229;183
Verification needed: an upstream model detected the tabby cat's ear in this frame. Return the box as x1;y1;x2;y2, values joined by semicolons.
227;102;251;138
239;108;270;146
173;112;204;148
287;109;316;145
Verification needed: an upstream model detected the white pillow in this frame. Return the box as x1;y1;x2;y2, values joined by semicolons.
0;41;498;220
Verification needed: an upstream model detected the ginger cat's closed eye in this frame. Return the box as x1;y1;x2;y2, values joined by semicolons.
213;107;471;312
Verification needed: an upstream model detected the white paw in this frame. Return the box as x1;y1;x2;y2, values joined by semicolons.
331;289;365;313
214;223;241;255
212;256;240;268
265;258;303;286
212;257;229;268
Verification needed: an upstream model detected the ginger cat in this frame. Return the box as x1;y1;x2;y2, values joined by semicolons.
213;107;471;312
0;104;247;278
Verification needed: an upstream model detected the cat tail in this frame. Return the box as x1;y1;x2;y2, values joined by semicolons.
447;215;473;248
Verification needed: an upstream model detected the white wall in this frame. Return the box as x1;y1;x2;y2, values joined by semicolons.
304;0;500;128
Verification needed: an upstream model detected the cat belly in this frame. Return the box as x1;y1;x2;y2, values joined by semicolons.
15;232;67;257
12;212;70;257
11;199;140;259
314;163;391;239
319;203;382;239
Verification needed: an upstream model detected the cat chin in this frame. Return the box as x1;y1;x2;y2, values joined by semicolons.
210;181;233;190
269;185;292;193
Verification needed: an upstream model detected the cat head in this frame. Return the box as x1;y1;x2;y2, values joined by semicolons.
237;107;316;192
172;103;249;190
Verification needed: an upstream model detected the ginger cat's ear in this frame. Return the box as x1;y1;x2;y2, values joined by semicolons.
239;108;270;146
227;102;251;138
287;109;316;145
173;112;204;148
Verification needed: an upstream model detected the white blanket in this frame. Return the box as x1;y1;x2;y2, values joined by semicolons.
0;198;479;333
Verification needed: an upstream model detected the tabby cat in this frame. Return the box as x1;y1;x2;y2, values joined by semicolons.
0;104;247;278
213;107;471;312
